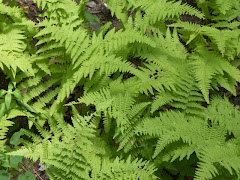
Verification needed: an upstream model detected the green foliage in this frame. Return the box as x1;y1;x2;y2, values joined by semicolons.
136;97;240;179
0;170;11;180
18;171;35;180
0;127;34;179
0;3;36;79
9;110;157;179
0;0;240;179
0;118;13;152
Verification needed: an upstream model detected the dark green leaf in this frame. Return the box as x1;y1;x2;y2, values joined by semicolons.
18;171;35;180
10;131;24;146
5;94;12;110
85;10;101;24
0;103;6;120
10;156;23;169
0;151;10;168
0;170;10;180
16;100;38;114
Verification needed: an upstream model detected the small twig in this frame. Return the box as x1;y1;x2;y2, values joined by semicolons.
32;168;44;180
21;163;28;172
22;158;44;180
89;10;101;14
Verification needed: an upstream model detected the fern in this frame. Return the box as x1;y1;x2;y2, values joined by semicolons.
152;70;205;118
170;22;240;58
0;3;37;78
0;117;14;152
106;0;204;32
136;97;240;179
95;156;157;179
191;46;240;102
2;0;240;179
9;110;157;179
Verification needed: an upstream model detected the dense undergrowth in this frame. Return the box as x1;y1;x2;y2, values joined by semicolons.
1;0;240;179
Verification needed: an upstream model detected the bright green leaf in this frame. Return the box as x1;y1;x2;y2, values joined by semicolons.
7;83;13;91
16;100;38;114
13;90;23;101
0;89;6;98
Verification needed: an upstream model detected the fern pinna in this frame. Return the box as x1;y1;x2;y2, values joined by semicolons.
1;0;240;179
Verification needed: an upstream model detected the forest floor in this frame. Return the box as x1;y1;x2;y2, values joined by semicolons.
1;0;240;179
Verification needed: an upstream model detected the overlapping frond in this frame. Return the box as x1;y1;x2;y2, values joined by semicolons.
106;0;204;29
0;117;14;152
9;112;157;180
136;97;240;179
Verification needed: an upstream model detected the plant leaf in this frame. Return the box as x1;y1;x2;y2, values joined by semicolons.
0;170;10;180
10;156;23;168
5;94;12;110
0;89;6;98
85;10;101;24
13;90;23;101
18;171;35;180
0;103;5;120
10;131;24;146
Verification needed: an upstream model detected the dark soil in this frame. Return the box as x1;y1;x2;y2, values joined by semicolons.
219;82;240;107
15;0;44;23
86;0;120;30
0;71;9;90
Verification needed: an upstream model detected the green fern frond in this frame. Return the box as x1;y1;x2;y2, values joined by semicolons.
140;0;204;21
9;112;157;180
191;47;240;102
170;145;195;162
206;96;240;138
0;117;14;152
170;21;240;57
136;96;240;178
94;156;158;179
195;142;240;180
106;0;204;27
0;28;34;77
76;88;113;112
212;0;240;16
152;70;205;118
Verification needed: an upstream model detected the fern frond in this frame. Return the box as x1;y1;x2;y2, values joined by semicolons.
0;117;14;152
136;96;240;178
152;70;205;118
191;47;240;103
170;21;240;57
94;156;158;179
0;28;34;76
9;112;157;180
76;88;113;112
212;0;240;16
106;0;204;27
195;142;240;180
206;96;240;138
